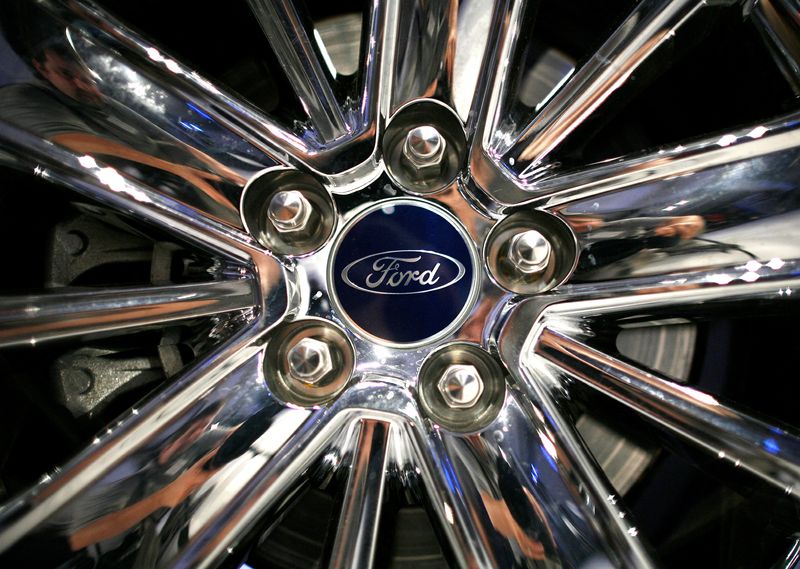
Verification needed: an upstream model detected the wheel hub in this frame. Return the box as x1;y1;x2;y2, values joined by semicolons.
329;198;479;347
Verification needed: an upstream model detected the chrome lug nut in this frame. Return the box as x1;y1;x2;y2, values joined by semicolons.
403;125;446;174
267;190;312;233
508;229;552;274
287;337;334;384
438;364;484;409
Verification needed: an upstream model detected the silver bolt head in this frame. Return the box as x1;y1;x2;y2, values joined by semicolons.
287;337;334;384
438;364;484;409
508;230;552;274
403;126;446;173
268;190;312;233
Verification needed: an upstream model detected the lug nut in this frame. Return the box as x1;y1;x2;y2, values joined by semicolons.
287;337;334;384
437;364;484;409
268;190;312;233
508;229;552;274
403;126;446;173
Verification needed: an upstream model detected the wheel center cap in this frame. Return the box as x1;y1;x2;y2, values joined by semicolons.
329;198;479;347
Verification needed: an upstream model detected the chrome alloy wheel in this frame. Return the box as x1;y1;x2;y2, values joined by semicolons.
0;0;799;567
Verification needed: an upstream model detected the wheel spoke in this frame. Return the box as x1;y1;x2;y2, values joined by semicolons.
389;0;458;112
245;0;393;185
503;274;800;366
0;280;255;348
0;121;255;258
778;536;800;569
538;114;800;208
247;0;350;142
0;341;246;551
361;0;392;136
66;0;352;174
466;0;781;207
410;388;655;567
560;271;800;318
752;0;800;93
0;345;349;568
0;0;315;224
547;135;800;283
328;419;390;569
167;404;345;568
501;0;704;174
499;275;800;499
465;0;525;198
535;327;800;497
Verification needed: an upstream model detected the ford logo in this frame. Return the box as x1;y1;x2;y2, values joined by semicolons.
331;200;476;345
341;249;466;295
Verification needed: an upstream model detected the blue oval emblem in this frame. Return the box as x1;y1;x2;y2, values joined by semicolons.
341;249;465;295
330;200;477;346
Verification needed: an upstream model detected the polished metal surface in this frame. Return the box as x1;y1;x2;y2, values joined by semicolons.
0;280;255;348
780;536;800;569
752;0;800;94
508;229;551;274
536;326;800;496
466;0;800;208
328;419;389;569
437;363;484;409
0;0;798;567
403;125;446;168
267;189;313;233
247;0;350;143
555;144;800;282
498;275;800;502
286;337;334;384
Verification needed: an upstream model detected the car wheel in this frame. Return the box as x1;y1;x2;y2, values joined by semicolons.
0;0;798;567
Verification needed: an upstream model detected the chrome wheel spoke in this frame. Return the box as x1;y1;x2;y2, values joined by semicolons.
467;0;800;208
244;0;391;183
360;0;390;134
500;275;800;500
535;327;800;497
0;280;255;348
0;347;339;567
0;0;323;227
466;0;525;199
0;343;261;555
412;389;654;567
469;0;704;201
0;122;255;256
63;0;335;172
544;135;800;285
390;0;458;113
328;419;389;569
247;0;349;142
560;271;800;315
170;403;343;568
500;0;704;175
752;0;800;93
540;115;800;209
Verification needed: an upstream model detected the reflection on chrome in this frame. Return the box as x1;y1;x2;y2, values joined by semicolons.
498;274;800;511
0;0;798;567
0;0;388;199
466;0;800;208
555;146;800;281
0;368;651;567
